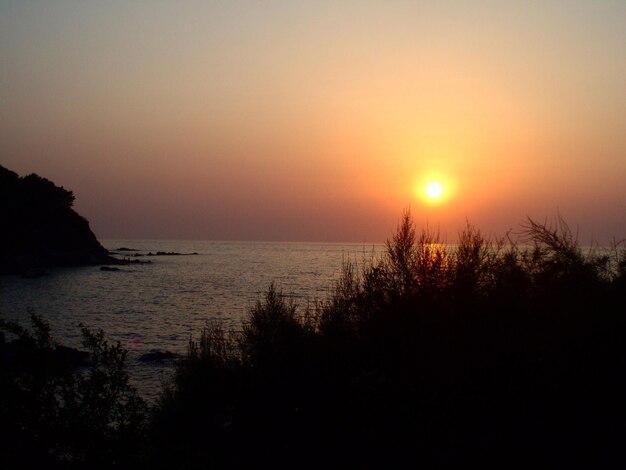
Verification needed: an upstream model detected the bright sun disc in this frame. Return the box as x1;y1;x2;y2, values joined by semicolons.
425;181;444;199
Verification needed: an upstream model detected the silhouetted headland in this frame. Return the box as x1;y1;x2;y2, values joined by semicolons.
0;165;120;275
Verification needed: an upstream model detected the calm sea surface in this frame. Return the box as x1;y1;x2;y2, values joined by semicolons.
0;240;382;401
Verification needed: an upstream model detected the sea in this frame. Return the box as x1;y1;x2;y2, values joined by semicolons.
0;240;383;402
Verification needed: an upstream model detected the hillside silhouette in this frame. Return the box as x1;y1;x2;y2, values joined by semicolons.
0;165;115;275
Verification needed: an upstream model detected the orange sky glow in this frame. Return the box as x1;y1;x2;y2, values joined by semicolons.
1;1;625;243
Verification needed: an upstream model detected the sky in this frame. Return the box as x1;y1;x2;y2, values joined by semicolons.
1;1;625;243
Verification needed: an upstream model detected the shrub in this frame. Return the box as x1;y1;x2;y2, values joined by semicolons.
0;313;146;468
150;211;626;467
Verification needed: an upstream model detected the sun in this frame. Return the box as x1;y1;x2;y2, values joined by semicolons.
413;174;455;205
425;181;444;200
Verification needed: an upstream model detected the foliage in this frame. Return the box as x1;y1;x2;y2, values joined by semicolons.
149;211;626;468
0;165;75;212
3;210;625;467
0;313;146;468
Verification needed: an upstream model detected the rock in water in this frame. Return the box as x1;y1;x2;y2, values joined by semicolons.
100;266;122;272
0;165;119;274
138;349;178;362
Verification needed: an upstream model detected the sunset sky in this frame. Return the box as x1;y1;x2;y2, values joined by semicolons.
1;1;625;243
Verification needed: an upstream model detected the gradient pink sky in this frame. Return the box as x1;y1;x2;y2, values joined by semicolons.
2;1;625;242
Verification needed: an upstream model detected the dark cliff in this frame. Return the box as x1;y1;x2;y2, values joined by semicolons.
0;165;115;274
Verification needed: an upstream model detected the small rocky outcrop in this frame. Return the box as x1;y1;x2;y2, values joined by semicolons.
146;251;199;256
0;165;120;275
138;349;178;362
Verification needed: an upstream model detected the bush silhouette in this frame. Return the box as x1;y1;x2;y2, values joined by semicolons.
3;210;625;467
0;313;147;468
148;211;626;468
